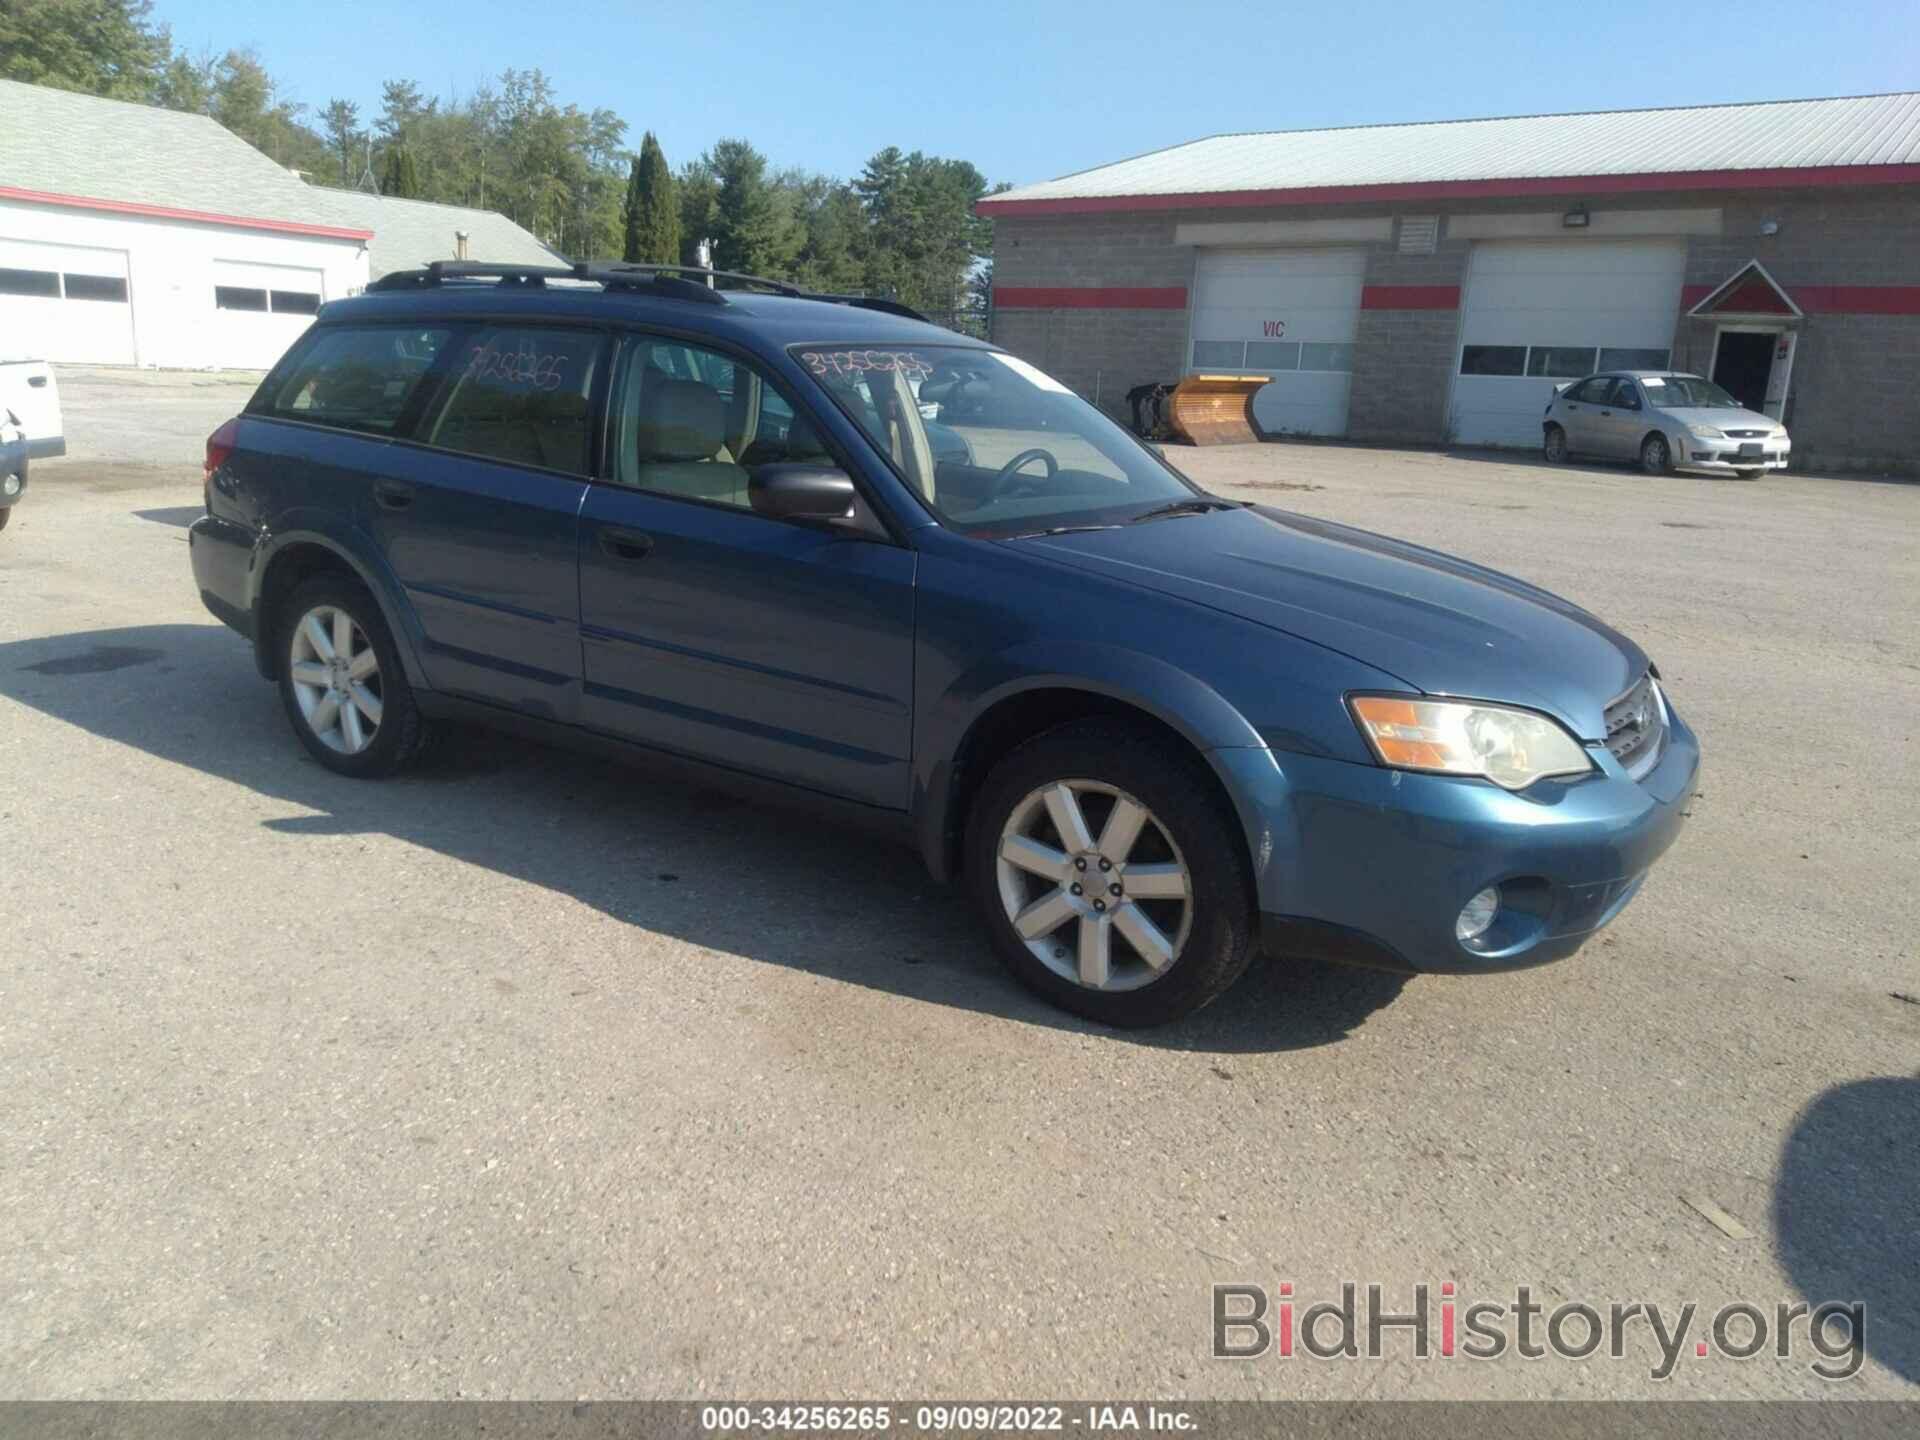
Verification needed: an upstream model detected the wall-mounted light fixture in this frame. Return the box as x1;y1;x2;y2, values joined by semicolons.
1562;204;1591;229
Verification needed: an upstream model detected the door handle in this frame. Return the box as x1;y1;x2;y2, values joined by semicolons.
599;527;654;561
374;481;414;511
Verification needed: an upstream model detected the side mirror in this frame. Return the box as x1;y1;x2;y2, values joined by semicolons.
749;463;858;522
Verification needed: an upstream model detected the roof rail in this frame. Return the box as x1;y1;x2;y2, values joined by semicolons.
364;259;937;325
799;292;931;322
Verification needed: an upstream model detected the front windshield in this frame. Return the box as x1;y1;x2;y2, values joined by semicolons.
1643;375;1743;409
796;344;1201;536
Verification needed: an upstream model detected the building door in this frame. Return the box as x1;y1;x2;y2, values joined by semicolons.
209;259;325;370
0;238;135;365
1711;330;1778;414
1187;248;1364;438
1451;239;1686;447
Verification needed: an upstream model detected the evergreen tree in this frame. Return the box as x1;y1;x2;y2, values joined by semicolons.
379;143;420;198
707;138;797;277
623;132;679;265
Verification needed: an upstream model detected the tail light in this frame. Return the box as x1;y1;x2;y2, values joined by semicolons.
204;416;240;513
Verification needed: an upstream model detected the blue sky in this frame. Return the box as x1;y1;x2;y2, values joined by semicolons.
160;0;1918;185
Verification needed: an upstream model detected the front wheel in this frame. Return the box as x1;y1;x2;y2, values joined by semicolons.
966;721;1256;1027
0;506;10;532
1542;424;1569;464
1639;433;1674;476
276;574;434;777
1735;468;1764;480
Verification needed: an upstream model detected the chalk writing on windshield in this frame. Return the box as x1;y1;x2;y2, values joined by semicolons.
802;349;934;382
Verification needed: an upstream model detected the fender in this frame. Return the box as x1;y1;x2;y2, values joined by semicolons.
250;515;432;689
912;638;1268;884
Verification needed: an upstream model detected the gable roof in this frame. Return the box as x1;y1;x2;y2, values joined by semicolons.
0;78;559;269
297;190;565;277
979;91;1920;216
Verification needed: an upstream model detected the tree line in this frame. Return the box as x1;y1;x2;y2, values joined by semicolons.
0;0;1002;317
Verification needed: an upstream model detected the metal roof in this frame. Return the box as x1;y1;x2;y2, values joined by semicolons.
980;92;1920;213
0;78;558;267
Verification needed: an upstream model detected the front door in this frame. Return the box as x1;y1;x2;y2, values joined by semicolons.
1589;376;1648;458
369;322;606;721
1712;330;1776;415
576;333;917;810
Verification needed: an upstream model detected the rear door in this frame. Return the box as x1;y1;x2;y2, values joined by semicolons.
368;323;606;721
1556;377;1609;453
575;332;916;809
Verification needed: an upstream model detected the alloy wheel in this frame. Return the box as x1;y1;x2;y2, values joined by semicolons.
287;604;383;755
995;779;1193;991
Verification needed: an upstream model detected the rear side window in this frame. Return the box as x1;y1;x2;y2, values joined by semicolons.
262;326;451;434
419;327;604;476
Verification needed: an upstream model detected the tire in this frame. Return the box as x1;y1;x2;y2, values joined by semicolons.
0;505;10;532
275;573;433;778
1639;432;1674;476
1735;468;1764;480
965;720;1256;1027
1542;424;1569;464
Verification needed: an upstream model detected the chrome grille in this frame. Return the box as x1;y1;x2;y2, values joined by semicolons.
1724;428;1769;438
1604;672;1665;780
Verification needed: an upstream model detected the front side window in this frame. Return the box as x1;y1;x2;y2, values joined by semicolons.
608;335;828;508
797;345;1201;537
260;325;451;434
420;326;604;476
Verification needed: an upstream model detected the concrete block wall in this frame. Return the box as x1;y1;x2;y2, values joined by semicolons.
990;187;1920;471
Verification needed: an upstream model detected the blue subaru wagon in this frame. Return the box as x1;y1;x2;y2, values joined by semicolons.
189;262;1698;1026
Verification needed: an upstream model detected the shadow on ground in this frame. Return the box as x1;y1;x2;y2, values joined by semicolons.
1774;1074;1920;1384
132;505;205;528
2;623;1409;1053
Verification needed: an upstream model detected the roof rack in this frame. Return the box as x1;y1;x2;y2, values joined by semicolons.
364;259;934;323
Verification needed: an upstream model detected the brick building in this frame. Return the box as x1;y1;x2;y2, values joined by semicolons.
978;93;1920;473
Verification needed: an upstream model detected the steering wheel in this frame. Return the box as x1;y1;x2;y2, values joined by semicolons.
990;447;1059;499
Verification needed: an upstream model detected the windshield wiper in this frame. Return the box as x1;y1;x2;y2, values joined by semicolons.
1002;523;1123;539
1125;498;1239;525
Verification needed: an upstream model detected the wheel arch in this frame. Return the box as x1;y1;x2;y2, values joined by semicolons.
251;529;427;686
916;647;1265;887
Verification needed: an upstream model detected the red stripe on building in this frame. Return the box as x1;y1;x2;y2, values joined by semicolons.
994;285;1188;309
976;164;1920;217
0;186;375;241
1361;284;1459;310
1683;282;1920;315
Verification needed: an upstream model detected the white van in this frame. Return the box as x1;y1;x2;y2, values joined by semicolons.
0;358;65;459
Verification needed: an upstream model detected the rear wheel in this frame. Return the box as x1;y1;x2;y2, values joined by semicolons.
1639;432;1673;476
1542;424;1569;464
966;721;1256;1027
276;574;433;778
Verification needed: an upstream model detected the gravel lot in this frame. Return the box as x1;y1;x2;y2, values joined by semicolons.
2;368;1915;1404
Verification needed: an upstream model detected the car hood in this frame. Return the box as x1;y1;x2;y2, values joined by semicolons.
1658;405;1779;430
1018;505;1646;739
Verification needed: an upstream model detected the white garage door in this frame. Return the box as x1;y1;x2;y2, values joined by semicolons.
1450;239;1686;448
0;237;136;365
1188;248;1364;438
209;258;326;370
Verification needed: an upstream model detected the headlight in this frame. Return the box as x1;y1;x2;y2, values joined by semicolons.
1349;696;1595;790
1687;424;1726;439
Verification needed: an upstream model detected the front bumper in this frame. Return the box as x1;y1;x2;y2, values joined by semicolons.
1682;436;1790;474
1218;705;1700;974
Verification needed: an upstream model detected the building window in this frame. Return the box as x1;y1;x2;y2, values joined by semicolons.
1299;342;1355;373
216;286;270;312
63;273;129;303
270;290;321;315
1599;347;1670;372
1244;341;1299;371
1459;345;1528;376
1191;340;1245;370
0;267;61;298
1525;346;1597;378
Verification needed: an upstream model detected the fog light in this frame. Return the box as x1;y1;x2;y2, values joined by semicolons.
2;474;19;496
1456;887;1500;944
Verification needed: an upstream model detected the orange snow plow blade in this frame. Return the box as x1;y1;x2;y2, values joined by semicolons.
1167;374;1269;446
